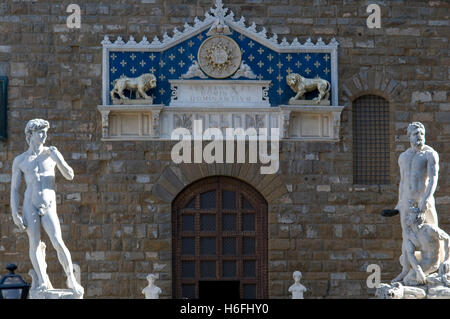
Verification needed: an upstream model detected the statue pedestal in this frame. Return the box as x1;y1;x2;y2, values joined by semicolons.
376;282;450;299
112;98;154;105
428;285;450;299
29;288;83;299
288;99;330;106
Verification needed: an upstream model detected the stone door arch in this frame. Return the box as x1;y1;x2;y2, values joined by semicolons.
172;176;268;299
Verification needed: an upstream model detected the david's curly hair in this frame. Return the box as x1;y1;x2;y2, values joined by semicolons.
24;119;50;145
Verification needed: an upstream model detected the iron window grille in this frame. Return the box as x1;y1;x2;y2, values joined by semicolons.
352;94;390;185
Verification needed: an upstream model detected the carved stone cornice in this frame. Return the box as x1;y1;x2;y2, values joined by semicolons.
97;104;344;142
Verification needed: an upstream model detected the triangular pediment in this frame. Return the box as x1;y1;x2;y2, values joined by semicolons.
102;0;339;107
102;0;338;53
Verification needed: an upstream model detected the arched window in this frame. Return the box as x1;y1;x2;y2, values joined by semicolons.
352;95;390;184
172;176;268;299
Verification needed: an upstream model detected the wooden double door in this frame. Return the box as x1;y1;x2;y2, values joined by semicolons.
172;176;268;299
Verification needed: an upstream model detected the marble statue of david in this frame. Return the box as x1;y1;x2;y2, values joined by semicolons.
10;119;84;297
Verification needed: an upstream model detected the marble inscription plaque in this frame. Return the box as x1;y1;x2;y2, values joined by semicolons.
169;80;271;108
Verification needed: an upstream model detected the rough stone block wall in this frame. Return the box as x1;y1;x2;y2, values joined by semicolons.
0;0;448;298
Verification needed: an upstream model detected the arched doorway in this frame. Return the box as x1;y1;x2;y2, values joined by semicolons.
172;176;268;299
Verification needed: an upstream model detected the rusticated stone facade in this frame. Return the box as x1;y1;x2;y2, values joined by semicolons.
0;0;448;298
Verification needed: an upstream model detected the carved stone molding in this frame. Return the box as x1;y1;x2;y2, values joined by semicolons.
97;104;344;142
152;165;289;205
280;105;344;141
97;105;163;140
341;67;405;105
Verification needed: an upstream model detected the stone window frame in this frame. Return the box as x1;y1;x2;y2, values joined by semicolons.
0;76;7;140
341;67;404;187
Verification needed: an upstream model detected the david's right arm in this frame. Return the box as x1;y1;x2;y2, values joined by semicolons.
10;158;25;230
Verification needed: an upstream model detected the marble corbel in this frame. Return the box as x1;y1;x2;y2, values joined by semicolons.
331;110;342;140
281;110;291;139
100;109;111;138
151;109;161;137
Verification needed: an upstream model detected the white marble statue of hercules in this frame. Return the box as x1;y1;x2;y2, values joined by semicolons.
10;119;84;296
392;122;440;283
